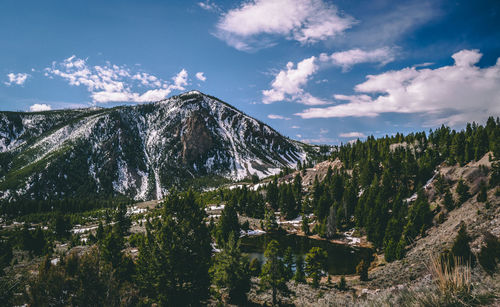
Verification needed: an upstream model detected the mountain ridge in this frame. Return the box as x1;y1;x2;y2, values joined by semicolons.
0;91;319;201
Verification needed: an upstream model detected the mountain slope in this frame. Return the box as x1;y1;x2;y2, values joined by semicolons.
0;91;317;201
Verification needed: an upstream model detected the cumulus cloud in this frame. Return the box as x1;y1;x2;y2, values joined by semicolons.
263;47;395;105
339;132;366;138
262;56;323;104
296;49;500;126
195;72;207;82
215;0;355;51
267;114;290;120
320;47;396;71
5;73;30;86
29;104;52;112
45;55;191;103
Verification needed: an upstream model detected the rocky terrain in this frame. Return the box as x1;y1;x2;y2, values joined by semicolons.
0;91;318;202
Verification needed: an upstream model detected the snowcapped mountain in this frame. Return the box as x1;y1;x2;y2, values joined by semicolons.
0;91;317;201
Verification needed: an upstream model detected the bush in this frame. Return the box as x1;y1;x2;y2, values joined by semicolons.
356;259;369;281
337;275;347;290
478;232;500;275
451;223;475;267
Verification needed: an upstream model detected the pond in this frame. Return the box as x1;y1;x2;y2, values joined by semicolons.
240;232;374;275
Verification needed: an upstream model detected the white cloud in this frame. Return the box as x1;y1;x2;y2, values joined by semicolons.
215;0;355;51
296;49;500;126
263;47;394;105
5;73;30;86
195;72;207;82
267;114;290;120
339;132;366;138
198;1;221;12
29;104;52;112
320;47;395;71
262;56;322;104
291;125;300;129
45;55;191;103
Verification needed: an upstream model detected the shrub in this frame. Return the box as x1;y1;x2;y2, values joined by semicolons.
478;232;500;275
356;259;369;281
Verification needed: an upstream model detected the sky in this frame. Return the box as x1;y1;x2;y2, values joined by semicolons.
1;0;499;145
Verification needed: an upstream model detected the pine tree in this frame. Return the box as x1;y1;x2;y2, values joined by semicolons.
356;259;369;281
211;233;251;304
136;191;212;306
293;255;305;283
114;203;131;236
283;247;294;280
477;180;487;202
451;223;475;266
216;201;240;245
325;204;337;239
456;179;470;204
260;240;289;305
305;247;328;288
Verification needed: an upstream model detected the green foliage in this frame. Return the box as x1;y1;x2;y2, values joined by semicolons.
211;233;251;304
259;240;290;305
26;248;136;306
0;239;12;274
53;212;71;239
337;275;347;290
444;189;455;211
293;255;305;283
451;223;475;267
478;232;500;275
114;203;131;236
216;202;240;245
305;247;328;288
263;208;278;232
283;247;294;280
249;258;262;277
301;215;310;235
456;179;471;205
135;191;212;306
100;226;124;269
477;181;487;203
356;259;369;281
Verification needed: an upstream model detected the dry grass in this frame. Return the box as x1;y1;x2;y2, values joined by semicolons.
427;254;472;300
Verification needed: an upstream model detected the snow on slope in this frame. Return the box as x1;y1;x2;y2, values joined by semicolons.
0;91;315;201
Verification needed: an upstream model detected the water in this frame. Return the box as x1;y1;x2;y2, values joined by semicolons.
240;232;373;275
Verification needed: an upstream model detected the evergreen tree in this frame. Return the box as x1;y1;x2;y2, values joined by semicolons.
444;189;455;211
477;180;487;202
136;191;212;306
263;209;278;232
305;247;328;288
451;223;475;266
114;203;131;236
325;205;337;239
53;212;71;239
283;247;294;280
356;259;369;281
293;255;305;283
301;215;310;236
211;233;251;304
456;179;470;204
259;240;289;306
216;201;240;245
100;226;124;269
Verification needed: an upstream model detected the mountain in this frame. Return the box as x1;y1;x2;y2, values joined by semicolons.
0;91;318;201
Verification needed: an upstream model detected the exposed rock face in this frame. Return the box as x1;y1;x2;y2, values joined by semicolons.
182;113;213;164
0;91;317;201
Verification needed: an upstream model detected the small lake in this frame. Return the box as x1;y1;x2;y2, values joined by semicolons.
240;232;373;275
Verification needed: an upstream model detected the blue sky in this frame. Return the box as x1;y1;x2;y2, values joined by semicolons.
1;0;499;145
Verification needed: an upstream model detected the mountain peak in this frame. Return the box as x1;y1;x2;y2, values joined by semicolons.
0;93;317;201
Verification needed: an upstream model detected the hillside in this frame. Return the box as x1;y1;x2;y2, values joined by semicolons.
0;91;318;202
